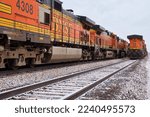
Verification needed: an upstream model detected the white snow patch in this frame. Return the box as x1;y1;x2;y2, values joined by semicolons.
146;54;150;99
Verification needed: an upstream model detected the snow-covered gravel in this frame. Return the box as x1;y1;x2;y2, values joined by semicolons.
10;60;134;100
0;59;125;92
79;55;150;100
146;55;150;99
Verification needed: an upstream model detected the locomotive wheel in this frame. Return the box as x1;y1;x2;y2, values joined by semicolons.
82;50;88;61
26;58;35;68
87;53;92;60
5;59;19;70
19;55;24;63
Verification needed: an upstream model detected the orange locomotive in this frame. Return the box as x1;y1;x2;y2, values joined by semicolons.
0;0;52;68
0;0;128;69
90;26;128;59
127;35;147;59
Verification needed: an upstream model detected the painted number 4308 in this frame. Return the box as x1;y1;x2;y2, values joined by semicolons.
16;0;33;15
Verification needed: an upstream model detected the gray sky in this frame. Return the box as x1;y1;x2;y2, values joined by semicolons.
61;0;150;51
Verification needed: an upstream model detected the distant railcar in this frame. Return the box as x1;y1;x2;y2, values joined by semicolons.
127;35;147;59
117;38;128;58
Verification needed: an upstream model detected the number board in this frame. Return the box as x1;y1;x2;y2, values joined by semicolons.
14;0;37;19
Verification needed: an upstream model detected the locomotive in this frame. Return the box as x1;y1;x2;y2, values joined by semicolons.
0;0;128;69
127;35;147;59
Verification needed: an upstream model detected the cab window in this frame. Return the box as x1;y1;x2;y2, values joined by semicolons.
39;6;50;25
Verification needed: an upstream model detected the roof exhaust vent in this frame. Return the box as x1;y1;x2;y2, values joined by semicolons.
66;9;74;13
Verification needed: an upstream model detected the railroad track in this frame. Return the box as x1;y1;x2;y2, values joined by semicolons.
0;60;138;100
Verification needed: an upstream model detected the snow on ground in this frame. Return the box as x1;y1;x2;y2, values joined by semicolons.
146;54;150;99
79;54;150;100
0;59;124;92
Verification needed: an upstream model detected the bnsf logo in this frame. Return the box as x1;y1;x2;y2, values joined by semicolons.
16;0;33;15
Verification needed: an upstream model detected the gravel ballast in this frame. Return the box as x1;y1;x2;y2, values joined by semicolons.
79;55;150;100
0;59;125;92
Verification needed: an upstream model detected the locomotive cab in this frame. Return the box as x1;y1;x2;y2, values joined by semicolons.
127;35;147;59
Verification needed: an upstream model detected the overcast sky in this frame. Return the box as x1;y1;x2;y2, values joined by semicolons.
61;0;150;51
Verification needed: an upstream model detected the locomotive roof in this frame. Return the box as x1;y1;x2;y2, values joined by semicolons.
105;30;112;36
77;16;95;26
92;25;105;32
127;35;143;40
63;9;76;19
55;0;62;4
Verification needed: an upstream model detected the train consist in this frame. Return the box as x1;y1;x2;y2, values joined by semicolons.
127;35;147;59
0;0;145;69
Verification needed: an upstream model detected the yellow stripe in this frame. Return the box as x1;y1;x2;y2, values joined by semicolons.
56;34;62;39
41;4;50;9
50;31;55;41
63;38;68;42
0;2;11;14
15;22;26;30
0;17;50;36
45;29;50;35
0;18;14;28
38;28;45;34
54;10;61;15
29;25;39;33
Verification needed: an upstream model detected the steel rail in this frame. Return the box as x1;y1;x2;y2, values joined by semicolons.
0;59;131;100
62;60;138;100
